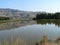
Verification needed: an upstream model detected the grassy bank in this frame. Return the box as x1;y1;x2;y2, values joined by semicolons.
0;19;20;24
0;19;32;24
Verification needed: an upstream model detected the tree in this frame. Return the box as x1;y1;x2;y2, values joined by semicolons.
36;12;60;19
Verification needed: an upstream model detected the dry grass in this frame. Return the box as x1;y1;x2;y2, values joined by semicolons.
0;35;26;45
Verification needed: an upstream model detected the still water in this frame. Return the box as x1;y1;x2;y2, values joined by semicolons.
0;20;60;45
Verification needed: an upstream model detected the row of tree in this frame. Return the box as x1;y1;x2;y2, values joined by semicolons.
0;17;10;20
36;12;60;20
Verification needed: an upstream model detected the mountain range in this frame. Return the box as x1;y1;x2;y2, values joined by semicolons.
0;8;41;19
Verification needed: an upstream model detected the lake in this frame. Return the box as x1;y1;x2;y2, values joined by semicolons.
0;19;60;45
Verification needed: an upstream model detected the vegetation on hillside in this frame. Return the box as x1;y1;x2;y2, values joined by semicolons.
35;12;60;20
0;17;10;21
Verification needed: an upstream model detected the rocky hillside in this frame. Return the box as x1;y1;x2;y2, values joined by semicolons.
0;8;38;19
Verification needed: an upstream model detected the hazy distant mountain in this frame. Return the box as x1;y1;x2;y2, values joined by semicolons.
0;8;40;19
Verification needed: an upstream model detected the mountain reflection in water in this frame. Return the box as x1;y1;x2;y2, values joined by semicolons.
0;21;36;30
0;19;60;30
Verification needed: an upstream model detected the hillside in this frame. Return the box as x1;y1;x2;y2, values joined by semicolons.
0;8;38;19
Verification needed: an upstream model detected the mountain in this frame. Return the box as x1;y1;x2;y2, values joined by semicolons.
0;8;39;19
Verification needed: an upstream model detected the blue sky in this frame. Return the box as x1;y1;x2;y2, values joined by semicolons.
0;0;60;13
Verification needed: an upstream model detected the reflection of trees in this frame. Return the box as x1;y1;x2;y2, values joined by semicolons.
37;19;60;27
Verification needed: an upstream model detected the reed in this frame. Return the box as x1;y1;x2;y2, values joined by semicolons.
0;35;26;45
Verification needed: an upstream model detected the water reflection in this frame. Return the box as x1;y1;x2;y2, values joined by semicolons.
0;19;60;30
37;19;60;27
0;21;36;30
0;20;60;45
